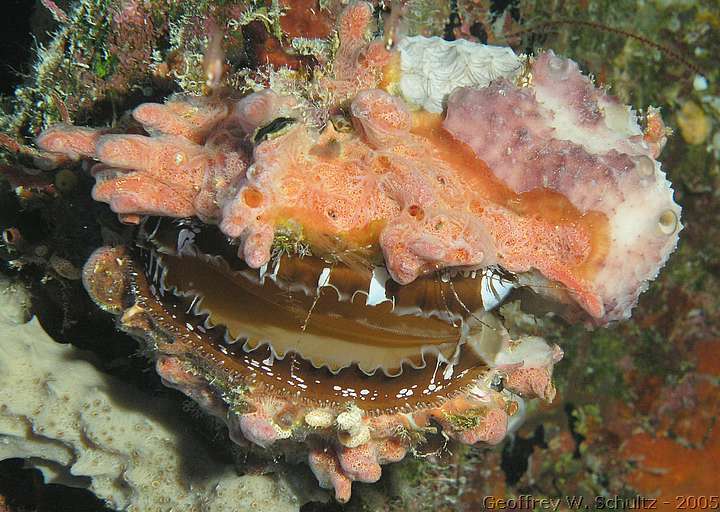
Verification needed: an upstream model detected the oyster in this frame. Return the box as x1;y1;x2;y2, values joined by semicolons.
37;1;680;502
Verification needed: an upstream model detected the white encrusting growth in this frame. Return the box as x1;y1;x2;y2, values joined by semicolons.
397;36;522;112
335;405;371;448
0;276;31;325
365;265;395;307
305;408;336;428
480;269;515;311
493;336;563;369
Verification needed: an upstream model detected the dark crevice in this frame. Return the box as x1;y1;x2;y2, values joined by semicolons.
500;424;546;485
469;22;488;44
0;459;113;512
443;0;460;41
0;0;35;95
490;0;521;22
565;402;587;458
301;502;344;512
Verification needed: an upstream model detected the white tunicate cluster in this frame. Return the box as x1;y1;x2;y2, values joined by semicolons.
397;36;522;113
335;404;370;448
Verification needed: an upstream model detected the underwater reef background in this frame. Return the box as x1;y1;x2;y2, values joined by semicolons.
0;0;718;510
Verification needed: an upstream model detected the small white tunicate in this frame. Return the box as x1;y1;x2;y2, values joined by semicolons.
658;210;679;235
635;156;655;177
693;75;708;91
547;55;570;76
